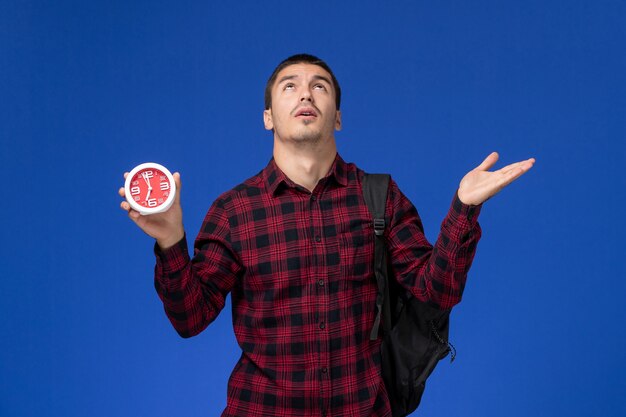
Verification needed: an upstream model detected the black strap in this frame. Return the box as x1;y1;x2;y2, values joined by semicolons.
362;173;391;341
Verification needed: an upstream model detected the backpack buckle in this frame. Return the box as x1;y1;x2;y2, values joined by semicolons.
373;218;385;236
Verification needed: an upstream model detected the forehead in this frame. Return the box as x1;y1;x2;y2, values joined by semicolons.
274;63;334;86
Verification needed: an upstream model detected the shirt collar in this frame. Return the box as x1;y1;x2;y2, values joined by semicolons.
263;153;349;196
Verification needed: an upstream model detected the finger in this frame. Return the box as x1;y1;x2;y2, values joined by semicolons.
128;209;141;221
505;159;535;176
120;200;142;224
173;172;182;204
123;172;129;179
121;202;141;220
499;158;536;174
475;152;499;171
498;164;533;188
119;187;126;197
498;161;525;174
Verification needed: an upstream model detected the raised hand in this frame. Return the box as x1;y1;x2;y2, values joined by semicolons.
119;172;185;249
457;152;535;206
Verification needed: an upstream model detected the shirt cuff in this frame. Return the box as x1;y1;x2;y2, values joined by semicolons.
441;191;482;243
154;234;190;275
451;190;482;224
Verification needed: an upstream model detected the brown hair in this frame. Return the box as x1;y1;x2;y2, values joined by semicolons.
264;54;341;110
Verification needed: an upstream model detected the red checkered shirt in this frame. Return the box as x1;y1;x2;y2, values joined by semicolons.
154;154;482;416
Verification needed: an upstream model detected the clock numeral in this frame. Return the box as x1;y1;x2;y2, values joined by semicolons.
160;182;170;191
147;198;157;207
130;186;141;196
143;171;154;179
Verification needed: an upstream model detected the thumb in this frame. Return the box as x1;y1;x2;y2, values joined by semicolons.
475;151;499;171
172;172;182;204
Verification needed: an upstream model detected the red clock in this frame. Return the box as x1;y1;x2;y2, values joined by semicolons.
124;162;176;215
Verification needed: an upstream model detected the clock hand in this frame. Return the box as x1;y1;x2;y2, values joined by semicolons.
142;172;151;187
141;172;153;202
142;173;153;194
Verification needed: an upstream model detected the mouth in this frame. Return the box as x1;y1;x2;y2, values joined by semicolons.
294;107;318;118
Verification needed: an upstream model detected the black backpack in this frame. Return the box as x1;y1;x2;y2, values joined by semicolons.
362;173;456;417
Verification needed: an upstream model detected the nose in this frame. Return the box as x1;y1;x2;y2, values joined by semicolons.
300;87;313;102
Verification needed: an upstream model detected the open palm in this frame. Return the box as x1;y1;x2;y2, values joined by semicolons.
458;152;535;206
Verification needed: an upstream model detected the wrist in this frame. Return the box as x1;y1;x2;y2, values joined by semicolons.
157;229;185;250
457;188;482;206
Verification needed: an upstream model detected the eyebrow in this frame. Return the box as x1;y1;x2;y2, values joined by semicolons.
312;75;332;85
277;75;298;85
277;74;332;86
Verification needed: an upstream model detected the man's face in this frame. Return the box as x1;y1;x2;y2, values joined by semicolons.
264;63;341;144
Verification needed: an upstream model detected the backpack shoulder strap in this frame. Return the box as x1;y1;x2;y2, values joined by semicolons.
361;173;392;341
362;173;390;236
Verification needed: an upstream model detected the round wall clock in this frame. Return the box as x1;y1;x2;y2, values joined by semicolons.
124;162;176;215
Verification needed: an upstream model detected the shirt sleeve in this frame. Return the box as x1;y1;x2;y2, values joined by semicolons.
154;197;243;337
385;178;482;309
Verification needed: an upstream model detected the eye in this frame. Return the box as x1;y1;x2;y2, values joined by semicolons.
313;83;326;90
284;83;295;90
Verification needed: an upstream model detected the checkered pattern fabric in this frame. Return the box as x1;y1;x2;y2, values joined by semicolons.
154;154;481;416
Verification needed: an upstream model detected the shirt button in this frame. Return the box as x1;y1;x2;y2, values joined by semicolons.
311;195;317;201
318;279;325;287
321;367;328;373
319;322;326;329
314;235;321;243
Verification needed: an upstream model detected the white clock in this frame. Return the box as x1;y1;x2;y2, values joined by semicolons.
124;162;176;215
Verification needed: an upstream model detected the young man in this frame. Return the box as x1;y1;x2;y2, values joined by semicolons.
119;54;534;416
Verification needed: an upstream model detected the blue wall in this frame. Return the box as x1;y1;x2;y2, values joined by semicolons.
1;1;624;416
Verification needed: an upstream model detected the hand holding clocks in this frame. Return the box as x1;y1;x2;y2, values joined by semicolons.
124;163;176;215
119;163;184;249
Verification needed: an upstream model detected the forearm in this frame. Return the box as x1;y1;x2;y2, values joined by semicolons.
154;236;226;338
389;189;482;309
424;192;481;307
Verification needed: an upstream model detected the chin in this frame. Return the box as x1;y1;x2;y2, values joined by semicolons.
292;127;322;143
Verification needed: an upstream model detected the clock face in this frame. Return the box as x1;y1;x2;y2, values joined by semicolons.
124;162;176;215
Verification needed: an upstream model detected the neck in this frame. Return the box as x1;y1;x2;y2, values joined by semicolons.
273;136;337;192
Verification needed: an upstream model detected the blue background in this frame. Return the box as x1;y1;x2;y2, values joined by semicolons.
1;1;625;416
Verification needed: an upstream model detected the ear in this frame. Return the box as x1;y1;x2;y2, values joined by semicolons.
334;110;342;131
263;109;274;130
